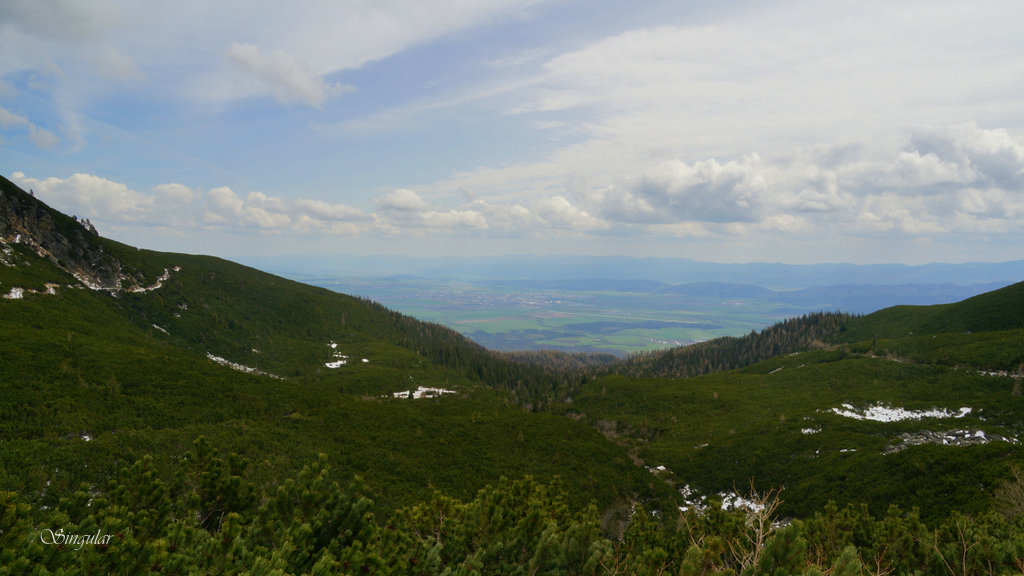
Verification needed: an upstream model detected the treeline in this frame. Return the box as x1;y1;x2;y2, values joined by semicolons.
361;306;858;405
353;297;595;409
500;350;621;371
6;439;1024;575
616;312;853;379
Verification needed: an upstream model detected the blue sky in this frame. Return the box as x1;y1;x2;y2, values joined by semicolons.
2;0;1023;265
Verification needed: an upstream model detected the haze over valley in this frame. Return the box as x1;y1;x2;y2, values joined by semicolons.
256;254;1024;355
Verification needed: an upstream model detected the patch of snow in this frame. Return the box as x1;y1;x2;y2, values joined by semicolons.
801;428;820;435
980;370;1024;379
720;492;766;513
130;267;177;293
678;485;770;514
885;429;1019;454
80;434;92;442
2;283;63;300
362;358;369;363
391;386;457;399
829;403;971;422
206;353;281;379
72;271;107;291
325;342;357;367
152;324;169;334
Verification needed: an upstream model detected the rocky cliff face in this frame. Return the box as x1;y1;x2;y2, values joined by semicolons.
0;175;128;290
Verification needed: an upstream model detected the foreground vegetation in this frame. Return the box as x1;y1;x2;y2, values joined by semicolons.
5;439;1024;575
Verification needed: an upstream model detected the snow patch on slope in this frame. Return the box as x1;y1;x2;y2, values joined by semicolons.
677;484;769;514
206;353;281;379
130;267;180;293
1;283;60;300
829;403;971;422
391;386;456;399
324;342;369;368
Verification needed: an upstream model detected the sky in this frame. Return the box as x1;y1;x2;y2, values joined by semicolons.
1;0;1023;265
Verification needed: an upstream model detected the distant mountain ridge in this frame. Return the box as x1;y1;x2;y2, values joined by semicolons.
249;252;1024;290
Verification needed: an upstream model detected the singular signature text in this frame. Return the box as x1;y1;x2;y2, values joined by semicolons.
40;528;113;550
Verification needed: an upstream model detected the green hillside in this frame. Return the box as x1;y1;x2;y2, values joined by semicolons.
6;173;1024;573
839;280;1024;342
1;176;655;520
553;282;1024;523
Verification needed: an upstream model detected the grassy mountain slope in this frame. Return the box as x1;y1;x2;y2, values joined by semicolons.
559;349;1024;522
839;280;1024;340
554;283;1024;522
1;176;658;520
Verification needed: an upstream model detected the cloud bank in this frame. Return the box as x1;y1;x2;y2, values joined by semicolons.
11;123;1024;252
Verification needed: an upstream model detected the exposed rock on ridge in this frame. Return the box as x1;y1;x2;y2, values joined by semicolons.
0;174;128;290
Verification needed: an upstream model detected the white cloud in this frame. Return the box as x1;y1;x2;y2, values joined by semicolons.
0;107;28;129
378;188;432;212
164;0;558;108
858;193;946;236
204;186;244;222
907;125;1024;190
759;214;811;234
422;209;488;230
12;172;153;220
27;124;59;149
224;42;353;108
375;188;489;230
10;173;372;234
294;198;370;222
293;198;373;234
153;182;196;204
598;156;767;224
0;105;59;149
203;188;292;229
531;195;607;230
0;0;141;82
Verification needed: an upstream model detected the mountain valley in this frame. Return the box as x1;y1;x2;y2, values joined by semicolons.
4;173;1024;574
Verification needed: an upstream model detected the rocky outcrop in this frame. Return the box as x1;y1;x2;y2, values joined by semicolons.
0;175;127;290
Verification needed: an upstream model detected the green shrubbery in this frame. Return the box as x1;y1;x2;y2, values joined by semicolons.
5;440;1024;574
